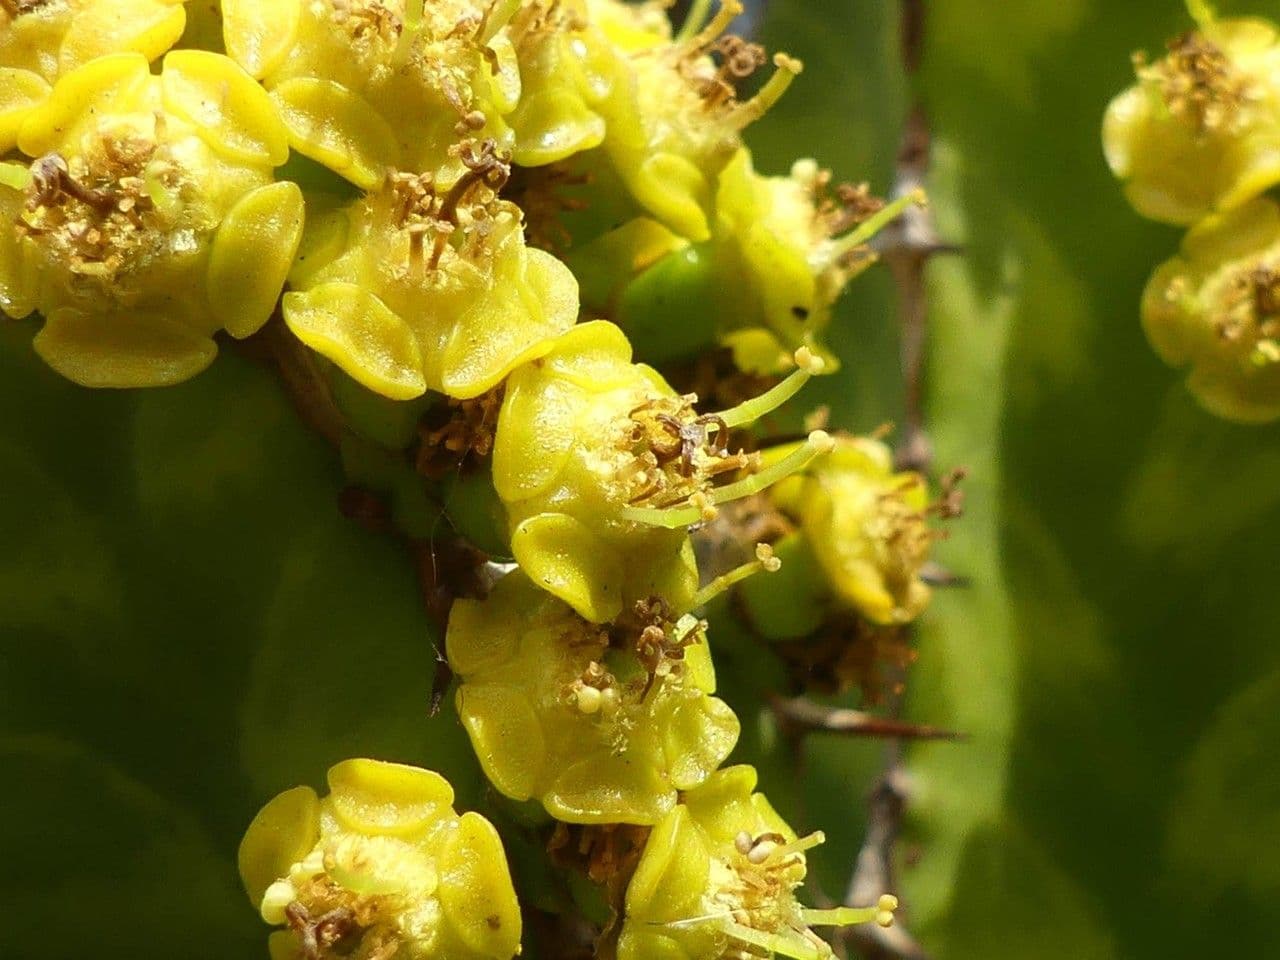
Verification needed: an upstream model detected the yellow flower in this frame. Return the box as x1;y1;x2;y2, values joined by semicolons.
0;51;301;387
589;0;803;241
0;0;187;152
581;148;923;369
282;139;578;400
492;319;832;623
618;765;896;960
1103;13;1280;225
448;569;739;825
221;0;522;188
767;435;935;626
1142;196;1280;423
239;758;522;960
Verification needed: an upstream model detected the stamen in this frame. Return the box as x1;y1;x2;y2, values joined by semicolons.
721;920;824;960
479;0;522;43
620;430;835;529
683;0;744;53
828;188;927;261
675;0;716;45
802;893;898;929
1185;0;1215;27
725;53;803;130
390;0;424;67
767;829;825;860
715;347;825;430
690;543;780;608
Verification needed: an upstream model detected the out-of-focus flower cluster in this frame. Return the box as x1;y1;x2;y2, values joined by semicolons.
1104;2;1280;422
3;3;948;957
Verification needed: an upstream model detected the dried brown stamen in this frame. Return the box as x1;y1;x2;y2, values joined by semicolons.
1145;31;1250;133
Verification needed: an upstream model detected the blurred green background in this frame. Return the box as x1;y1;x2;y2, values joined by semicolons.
3;1;1279;957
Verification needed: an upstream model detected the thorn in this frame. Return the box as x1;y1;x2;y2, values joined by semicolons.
918;562;970;588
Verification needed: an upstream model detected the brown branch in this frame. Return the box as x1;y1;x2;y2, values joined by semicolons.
839;2;963;958
770;695;966;742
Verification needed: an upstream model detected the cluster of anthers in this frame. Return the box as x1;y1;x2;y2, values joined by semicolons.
1104;0;1280;422
18;140;176;283
385;137;512;274
1139;29;1253;134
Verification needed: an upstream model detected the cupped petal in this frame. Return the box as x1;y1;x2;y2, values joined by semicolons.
437;812;523;958
222;0;302;79
326;759;455;838
33;308;217;388
511;513;625;623
283;283;427;400
270;78;398;189
162;50;291;167
209;181;305;338
456;683;546;801
237;785;320;907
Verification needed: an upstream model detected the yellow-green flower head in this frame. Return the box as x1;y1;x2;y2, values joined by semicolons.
712;151;926;372
1142;196;1280;423
238;759;522;960
589;149;924;371
768;435;934;626
618;765;897;960
0;0;187;153
0;51;302;387
589;0;803;241
447;568;739;825
492;319;833;623
1103;11;1280;225
221;0;522;188
283;139;578;401
503;0;622;167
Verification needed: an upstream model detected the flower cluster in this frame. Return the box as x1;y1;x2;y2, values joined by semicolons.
1104;1;1280;421
5;2;937;956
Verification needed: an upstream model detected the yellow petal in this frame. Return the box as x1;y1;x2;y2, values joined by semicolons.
222;0;302;79
0;208;38;320
511;88;607;166
446;594;523;677
491;374;580;502
18;54;152;157
437;812;522;958
456;683;545;800
270;78;398;189
59;0;186;73
544;753;674;825
162;50;291;166
623;805;708;921
237;785;320;906
510;513;624;623
209;181;305;338
33;308;217;388
325;758;454;837
662;694;739;790
0;69;50;153
629;152;711;242
282;283;427;400
541;318;636;390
